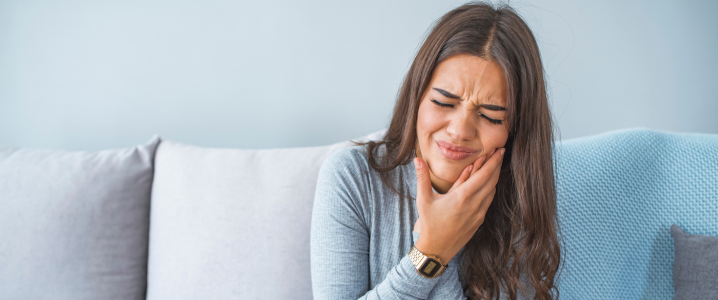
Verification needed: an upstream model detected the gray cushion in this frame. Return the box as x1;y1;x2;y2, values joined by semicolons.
0;136;160;300
146;130;385;300
671;224;718;300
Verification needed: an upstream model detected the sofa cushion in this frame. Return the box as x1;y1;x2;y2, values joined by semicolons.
670;224;718;300
0;136;160;300
146;130;385;300
555;128;718;299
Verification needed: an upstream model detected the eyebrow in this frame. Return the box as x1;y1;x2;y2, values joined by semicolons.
433;87;506;111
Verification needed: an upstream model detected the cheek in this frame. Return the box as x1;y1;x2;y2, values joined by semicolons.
417;104;445;138
477;123;509;149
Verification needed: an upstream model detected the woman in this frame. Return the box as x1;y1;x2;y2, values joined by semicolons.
310;1;561;299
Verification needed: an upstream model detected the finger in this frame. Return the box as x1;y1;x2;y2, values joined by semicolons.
461;148;505;194
470;154;487;177
476;188;497;221
413;157;436;200
465;155;503;216
448;164;472;193
472;188;497;228
484;149;504;186
476;149;504;197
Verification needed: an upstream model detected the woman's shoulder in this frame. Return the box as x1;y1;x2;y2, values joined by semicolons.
316;142;411;202
316;144;377;194
313;145;383;231
316;143;402;205
320;145;370;178
320;142;390;176
324;144;368;164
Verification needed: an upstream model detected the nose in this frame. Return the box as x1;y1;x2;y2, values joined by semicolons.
446;110;477;141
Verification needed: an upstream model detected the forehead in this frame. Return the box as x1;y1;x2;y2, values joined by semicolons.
429;54;507;106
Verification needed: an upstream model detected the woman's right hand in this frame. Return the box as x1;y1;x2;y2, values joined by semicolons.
413;147;505;264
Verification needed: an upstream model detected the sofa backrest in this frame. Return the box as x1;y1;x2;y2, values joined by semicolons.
1;128;714;300
554;128;718;299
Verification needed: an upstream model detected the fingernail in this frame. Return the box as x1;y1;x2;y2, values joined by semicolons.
468;165;473;173
413;158;420;169
500;148;506;156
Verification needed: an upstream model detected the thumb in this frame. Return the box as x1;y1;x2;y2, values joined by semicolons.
413;157;434;199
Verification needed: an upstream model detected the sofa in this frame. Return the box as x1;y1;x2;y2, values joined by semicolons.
0;128;716;299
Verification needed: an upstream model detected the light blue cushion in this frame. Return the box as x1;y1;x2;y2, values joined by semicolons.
555;128;718;299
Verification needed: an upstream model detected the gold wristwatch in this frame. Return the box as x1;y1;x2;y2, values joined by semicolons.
408;246;447;278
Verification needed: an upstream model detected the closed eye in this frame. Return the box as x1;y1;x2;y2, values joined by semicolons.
431;99;453;108
479;113;503;125
432;99;503;125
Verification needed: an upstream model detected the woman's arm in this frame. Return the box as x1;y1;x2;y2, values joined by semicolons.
426;259;466;299
310;148;446;299
412;232;467;300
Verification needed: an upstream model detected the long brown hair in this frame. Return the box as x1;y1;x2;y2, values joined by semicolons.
354;2;561;299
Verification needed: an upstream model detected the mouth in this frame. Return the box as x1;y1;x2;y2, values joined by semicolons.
435;139;478;161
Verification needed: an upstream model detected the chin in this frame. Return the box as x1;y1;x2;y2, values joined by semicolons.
428;159;464;183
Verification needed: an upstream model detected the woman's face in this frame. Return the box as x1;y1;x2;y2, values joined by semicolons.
416;53;509;194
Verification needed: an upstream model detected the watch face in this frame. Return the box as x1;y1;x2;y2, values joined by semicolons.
419;258;441;278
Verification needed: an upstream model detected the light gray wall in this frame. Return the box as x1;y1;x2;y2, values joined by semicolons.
1;0;716;150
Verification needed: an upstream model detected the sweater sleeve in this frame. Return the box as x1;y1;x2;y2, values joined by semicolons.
310;148;443;299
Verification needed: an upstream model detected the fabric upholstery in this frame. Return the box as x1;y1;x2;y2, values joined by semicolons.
146;130;385;300
554;128;718;299
670;224;718;300
0;136;160;300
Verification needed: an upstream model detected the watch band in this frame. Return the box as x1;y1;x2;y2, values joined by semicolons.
408;246;447;278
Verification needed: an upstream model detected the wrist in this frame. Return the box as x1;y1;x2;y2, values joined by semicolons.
415;235;455;264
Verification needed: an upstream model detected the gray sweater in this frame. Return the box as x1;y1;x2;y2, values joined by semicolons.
310;145;533;299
